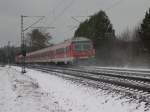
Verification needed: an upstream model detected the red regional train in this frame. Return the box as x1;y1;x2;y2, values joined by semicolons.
16;37;95;64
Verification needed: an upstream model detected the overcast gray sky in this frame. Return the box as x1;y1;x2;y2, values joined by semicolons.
0;0;150;47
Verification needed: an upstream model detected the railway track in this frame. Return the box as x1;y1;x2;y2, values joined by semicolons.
29;64;150;82
27;65;150;91
26;64;150;103
82;66;150;77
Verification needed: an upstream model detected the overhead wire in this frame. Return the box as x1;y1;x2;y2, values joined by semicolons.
74;0;124;18
40;0;70;28
51;0;69;19
67;0;125;32
71;0;124;23
48;0;124;38
50;0;75;24
105;0;124;11
40;0;76;41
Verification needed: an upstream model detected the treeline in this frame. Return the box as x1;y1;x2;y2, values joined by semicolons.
74;9;150;67
0;29;52;64
0;46;19;64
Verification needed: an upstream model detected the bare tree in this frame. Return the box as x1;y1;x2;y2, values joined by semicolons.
26;29;52;52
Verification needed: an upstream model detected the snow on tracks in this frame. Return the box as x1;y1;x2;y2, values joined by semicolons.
12;66;150;112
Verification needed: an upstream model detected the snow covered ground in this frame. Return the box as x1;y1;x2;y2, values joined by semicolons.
0;66;149;112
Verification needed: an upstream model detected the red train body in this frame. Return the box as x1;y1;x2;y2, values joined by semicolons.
16;37;95;64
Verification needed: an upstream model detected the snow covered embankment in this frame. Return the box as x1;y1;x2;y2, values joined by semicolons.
0;67;64;112
13;66;148;112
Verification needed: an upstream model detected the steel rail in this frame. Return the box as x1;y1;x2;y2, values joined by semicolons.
28;65;150;93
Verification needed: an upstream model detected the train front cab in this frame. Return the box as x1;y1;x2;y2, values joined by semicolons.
70;38;95;64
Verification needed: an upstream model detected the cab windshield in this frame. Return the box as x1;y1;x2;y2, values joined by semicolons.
74;41;92;52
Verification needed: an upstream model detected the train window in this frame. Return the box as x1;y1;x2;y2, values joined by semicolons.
74;43;82;51
83;43;92;51
56;48;64;54
74;41;92;51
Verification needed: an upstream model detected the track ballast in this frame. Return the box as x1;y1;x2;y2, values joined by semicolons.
23;64;150;105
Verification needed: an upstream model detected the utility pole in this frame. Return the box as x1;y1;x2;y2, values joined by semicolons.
7;41;10;67
20;15;45;73
21;15;26;73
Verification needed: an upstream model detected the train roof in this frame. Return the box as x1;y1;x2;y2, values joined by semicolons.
72;37;91;42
